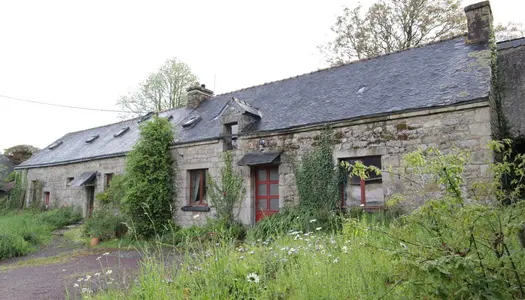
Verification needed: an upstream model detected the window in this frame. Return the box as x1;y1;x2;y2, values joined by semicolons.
114;127;130;137
105;173;114;188
48;141;63;150
225;123;238;150
340;156;383;208
189;169;207;205
66;177;74;186
85;135;99;143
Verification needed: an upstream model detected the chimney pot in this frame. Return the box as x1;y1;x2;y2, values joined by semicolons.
464;1;492;45
186;82;214;109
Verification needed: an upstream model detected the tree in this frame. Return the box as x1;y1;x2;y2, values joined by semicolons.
117;58;198;118
495;21;525;42
321;0;466;65
4;145;39;165
121;116;176;238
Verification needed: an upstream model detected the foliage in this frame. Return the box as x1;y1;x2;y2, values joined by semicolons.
83;208;125;240
121;116;176;238
161;219;246;246
95;174;127;206
117;58;197;118
294;128;340;212
248;207;342;240
1;170;28;211
321;0;465;65
0;207;82;260
207;151;246;225
495;21;525;42
3;144;39;165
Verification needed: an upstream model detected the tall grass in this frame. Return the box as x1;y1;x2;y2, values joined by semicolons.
0;207;82;260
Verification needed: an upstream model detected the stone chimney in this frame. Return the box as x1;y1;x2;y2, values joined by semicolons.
186;82;214;109
464;1;493;44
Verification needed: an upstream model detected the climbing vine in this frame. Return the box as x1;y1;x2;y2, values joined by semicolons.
121;116;176;238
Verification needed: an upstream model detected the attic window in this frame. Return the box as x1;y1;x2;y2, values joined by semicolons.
182;116;202;128
48;141;63;150
224;123;238;151
114;127;130;137
85;135;99;143
138;112;155;123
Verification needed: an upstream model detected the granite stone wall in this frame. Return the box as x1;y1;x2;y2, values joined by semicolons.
24;101;493;225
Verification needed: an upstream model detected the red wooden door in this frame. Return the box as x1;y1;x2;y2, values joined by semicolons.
255;166;279;222
44;192;50;206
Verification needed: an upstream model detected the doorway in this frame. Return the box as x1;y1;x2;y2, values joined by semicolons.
255;166;279;222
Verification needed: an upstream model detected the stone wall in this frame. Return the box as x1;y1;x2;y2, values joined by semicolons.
498;43;525;138
23;101;493;225
25;157;126;216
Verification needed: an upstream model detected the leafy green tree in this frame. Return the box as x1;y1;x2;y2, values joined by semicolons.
4;145;39;165
121;116;176;238
117;58;198;118
207;151;246;225
321;0;465;65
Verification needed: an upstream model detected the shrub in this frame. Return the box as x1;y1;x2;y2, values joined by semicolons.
0;233;30;260
248;207;342;240
122;116;176;238
37;206;82;229
83;208;125;240
95;174;127;206
294;128;341;212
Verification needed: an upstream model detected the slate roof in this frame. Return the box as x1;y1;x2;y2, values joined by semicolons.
19;36;491;169
498;37;525;50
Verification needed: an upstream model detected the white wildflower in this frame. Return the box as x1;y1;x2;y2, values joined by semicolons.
342;246;348;253
309;219;317;223
332;258;340;264
288;248;298;255
248;250;255;255
77;278;83;282
84;275;91;281
73;283;79;287
94;273;101;277
238;247;245;252
246;273;260;284
96;256;101;261
316;227;322;231
239;256;244;260
400;242;408;249
103;252;110;256
105;269;112;275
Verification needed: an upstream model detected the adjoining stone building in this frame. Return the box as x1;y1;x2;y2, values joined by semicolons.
16;1;523;225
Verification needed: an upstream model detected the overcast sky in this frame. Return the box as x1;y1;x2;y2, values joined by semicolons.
0;0;523;151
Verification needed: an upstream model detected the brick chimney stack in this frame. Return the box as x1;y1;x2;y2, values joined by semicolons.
186;82;214;109
464;1;493;45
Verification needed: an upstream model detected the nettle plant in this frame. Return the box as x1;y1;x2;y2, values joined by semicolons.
350;142;525;299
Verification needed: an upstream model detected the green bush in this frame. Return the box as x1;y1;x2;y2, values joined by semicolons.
0;233;30;260
248;207;342;240
122;116;176;238
83;208;125;240
37;206;82;229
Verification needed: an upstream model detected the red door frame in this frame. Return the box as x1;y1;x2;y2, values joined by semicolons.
44;192;50;207
255;166;279;222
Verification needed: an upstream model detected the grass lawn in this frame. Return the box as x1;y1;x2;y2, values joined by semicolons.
0;207;82;260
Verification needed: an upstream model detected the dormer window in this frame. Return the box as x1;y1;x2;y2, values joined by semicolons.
85;135;99;143
224;123;238;151
182;116;202;128
138;112;154;123
48;141;63;150
114;127;130;137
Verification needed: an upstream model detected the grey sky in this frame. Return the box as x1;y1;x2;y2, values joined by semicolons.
0;0;522;151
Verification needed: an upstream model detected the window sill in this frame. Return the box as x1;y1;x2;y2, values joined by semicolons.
181;205;210;212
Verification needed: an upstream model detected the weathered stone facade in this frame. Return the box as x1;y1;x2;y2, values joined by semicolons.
24;102;493;224
25;157;125;216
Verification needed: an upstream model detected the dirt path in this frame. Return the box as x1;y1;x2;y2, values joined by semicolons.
0;231;143;300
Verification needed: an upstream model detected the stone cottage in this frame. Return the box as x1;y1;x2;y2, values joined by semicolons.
16;1;524;225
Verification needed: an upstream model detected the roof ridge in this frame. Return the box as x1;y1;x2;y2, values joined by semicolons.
497;36;525;44
214;33;468;97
